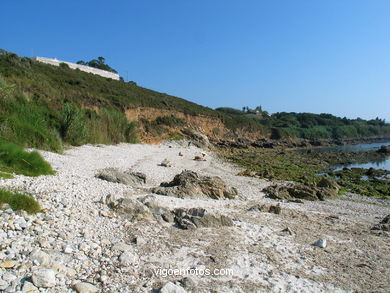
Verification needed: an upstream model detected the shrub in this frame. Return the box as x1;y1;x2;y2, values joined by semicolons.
166;132;184;141
59;103;88;145
0;189;41;214
0;101;63;152
0;142;55;176
0;74;15;99
87;108;138;144
154;115;185;127
59;62;69;68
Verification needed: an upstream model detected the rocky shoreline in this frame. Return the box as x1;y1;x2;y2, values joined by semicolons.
215;135;390;150
0;142;389;292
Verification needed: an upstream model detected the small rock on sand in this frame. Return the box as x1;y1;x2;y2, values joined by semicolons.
32;269;56;288
160;281;187;293
313;238;327;248
160;159;172;167
74;282;99;293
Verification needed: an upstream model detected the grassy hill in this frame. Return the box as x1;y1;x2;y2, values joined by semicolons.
0;49;389;152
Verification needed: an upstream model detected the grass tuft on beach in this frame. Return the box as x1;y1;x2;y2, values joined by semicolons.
0;189;41;214
0;142;55;177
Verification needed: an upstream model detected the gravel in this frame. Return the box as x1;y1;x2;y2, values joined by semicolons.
0;141;388;292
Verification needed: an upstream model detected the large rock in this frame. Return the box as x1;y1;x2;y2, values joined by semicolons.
264;179;339;201
152;170;238;199
182;128;210;149
96;168;146;185
32;269;56;288
115;198;155;222
248;204;282;214
174;208;233;229
286;183;318;201
371;214;390;232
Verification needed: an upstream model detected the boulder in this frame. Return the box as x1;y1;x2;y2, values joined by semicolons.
371;214;390;232
248;204;281;214
152;170;238;199
181;128;210;149
115;198;155;222
174;208;233;229
96;168;146;185
139;196;174;221
287;183;318;201
251;138;276;148
264;179;339;201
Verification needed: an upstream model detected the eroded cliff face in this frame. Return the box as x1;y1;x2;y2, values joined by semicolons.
124;107;265;143
82;106;264;144
124;107;227;143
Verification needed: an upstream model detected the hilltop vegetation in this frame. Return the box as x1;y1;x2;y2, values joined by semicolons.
76;56;118;73
216;107;390;140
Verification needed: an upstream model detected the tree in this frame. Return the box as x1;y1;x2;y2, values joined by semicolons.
75;57;118;73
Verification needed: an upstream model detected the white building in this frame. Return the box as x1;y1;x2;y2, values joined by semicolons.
33;57;120;80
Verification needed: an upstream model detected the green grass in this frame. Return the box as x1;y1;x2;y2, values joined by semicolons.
0;71;139;149
0;50;389;153
0;189;41;214
0;171;13;179
0;143;55;176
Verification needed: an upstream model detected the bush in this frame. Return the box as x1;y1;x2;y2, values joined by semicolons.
87;108;138;144
0;103;63;152
59;62;69;68
59;103;88;145
0;189;41;214
0;143;55;176
154;115;185;127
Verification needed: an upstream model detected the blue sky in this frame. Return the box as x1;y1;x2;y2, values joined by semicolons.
2;0;390;120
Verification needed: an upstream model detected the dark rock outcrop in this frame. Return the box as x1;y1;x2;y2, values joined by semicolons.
248;204;282;214
114;198;155;222
263;178;339;201
96;168;146;185
152;170;238;199
174;208;233;229
371;214;390;232
182;128;210;148
377;145;390;154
